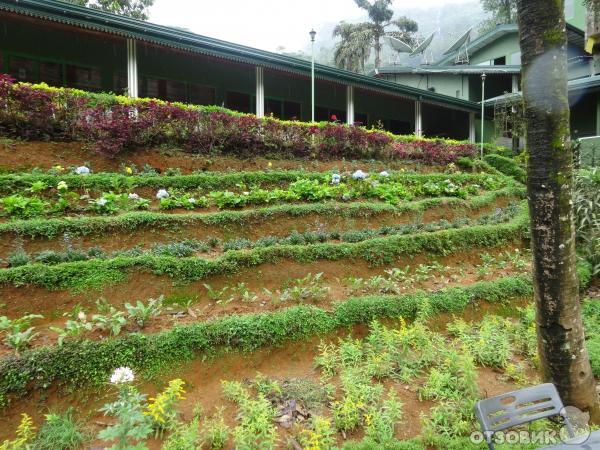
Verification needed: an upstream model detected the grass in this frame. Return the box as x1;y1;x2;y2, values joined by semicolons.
33;408;87;450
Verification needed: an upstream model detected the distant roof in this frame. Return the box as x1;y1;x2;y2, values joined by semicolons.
0;0;480;112
436;23;585;66
373;65;521;76
483;75;600;106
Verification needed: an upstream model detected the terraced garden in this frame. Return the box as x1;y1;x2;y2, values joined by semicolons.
0;79;598;449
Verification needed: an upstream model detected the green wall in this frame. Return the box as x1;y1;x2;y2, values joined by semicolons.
382;73;470;100
470;34;520;66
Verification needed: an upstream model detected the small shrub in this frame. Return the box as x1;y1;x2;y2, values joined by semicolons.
33;409;87;450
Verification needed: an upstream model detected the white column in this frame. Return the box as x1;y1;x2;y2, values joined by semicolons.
511;74;519;93
414;100;422;137
126;38;138;98
469;112;476;143
255;66;265;118
346;85;355;125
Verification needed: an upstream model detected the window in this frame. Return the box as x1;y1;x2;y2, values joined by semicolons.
65;64;101;91
189;84;215;105
165;79;187;103
39;62;62;87
226;91;252;113
493;56;506;66
283;101;301;120
388;119;411;135
113;73;128;95
9;56;37;83
265;98;282;118
355;112;368;126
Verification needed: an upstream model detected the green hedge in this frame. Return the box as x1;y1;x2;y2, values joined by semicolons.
0;171;507;195
0;185;524;240
0;205;529;291
483;154;526;183
0;275;533;404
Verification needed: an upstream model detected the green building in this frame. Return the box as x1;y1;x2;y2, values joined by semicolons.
0;0;486;142
374;0;600;145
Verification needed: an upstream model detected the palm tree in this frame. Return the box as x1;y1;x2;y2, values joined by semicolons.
333;22;373;73
353;0;418;68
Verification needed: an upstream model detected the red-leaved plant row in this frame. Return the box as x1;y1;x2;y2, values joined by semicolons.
0;74;476;164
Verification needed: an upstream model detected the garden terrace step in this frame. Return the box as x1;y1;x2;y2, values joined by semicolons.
0;246;532;346
0;171;509;196
0;185;524;256
0;206;529;292
0;274;533;405
0;196;520;263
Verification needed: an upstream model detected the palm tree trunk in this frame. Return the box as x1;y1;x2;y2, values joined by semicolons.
517;0;600;421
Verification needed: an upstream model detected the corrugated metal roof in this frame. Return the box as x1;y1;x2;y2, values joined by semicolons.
373;65;521;76
436;23;584;66
0;0;481;112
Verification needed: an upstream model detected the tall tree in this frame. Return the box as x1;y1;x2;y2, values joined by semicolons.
516;0;600;420
65;0;154;20
480;0;517;31
332;22;373;72
353;0;418;68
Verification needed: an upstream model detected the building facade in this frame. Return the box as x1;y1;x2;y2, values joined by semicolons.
0;0;485;142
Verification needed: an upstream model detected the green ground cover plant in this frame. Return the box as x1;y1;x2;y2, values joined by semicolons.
0;275;533;405
0;205;529;291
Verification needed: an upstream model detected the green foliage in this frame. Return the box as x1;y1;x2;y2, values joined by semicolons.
0;205;528;291
221;381;278;449
33;409;87;450
124;296;163;328
0;314;43;353
0;414;36;450
484;154;526;183
161;416;200;450
144;379;186;437
97;384;152;450
200;408;230;450
0;195;47;219
575;168;600;275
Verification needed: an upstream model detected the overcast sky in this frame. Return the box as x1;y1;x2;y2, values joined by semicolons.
150;0;474;52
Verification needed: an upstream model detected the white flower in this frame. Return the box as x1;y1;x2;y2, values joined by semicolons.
156;189;169;199
77;311;86;321
352;170;368;180
379;171;389;177
110;367;135;385
57;181;68;191
331;174;341;185
243;192;250;196
96;197;108;206
75;166;90;175
188;197;196;204
128;193;140;200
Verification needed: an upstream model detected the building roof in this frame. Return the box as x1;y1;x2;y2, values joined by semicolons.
0;0;481;112
373;65;521;76
483;75;600;106
436;23;585;66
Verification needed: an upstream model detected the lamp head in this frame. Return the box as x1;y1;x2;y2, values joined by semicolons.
481;73;487;81
310;29;317;42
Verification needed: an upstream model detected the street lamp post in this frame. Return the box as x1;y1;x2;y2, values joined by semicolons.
480;73;487;159
310;29;316;123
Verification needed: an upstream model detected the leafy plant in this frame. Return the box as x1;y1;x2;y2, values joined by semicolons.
0;314;43;352
144;379;186;438
200;408;230;450
0;195;48;218
92;300;127;337
33;408;87;450
0;414;36;450
124;296;163;328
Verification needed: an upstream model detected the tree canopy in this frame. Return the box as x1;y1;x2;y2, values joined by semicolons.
65;0;154;20
480;0;517;31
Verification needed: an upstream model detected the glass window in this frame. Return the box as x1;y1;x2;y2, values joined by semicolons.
283;101;301;121
166;80;187;103
354;112;368;126
9;56;37;83
113;73;128;95
265;98;282;118
189;84;215;105
65;64;101;91
226;91;252;113
39;61;62;87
